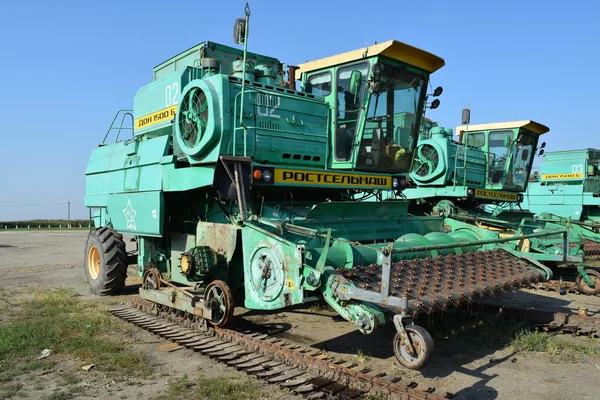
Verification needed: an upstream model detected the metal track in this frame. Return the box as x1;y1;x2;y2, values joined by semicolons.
111;300;452;400
531;276;600;298
479;302;600;338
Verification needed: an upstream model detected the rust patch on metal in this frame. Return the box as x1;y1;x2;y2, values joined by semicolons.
196;222;239;263
583;239;600;257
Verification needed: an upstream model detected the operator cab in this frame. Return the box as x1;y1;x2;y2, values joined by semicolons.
455;121;549;192
297;41;445;173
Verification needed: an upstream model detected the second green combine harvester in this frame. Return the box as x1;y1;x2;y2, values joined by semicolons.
401;119;599;294
84;12;557;368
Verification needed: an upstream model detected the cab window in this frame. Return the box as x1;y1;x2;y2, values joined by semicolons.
335;63;369;161
466;132;485;147
306;72;332;97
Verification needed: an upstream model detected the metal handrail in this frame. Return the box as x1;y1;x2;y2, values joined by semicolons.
103;110;134;144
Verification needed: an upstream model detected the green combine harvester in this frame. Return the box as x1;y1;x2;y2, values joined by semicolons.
498;148;600;292
400;119;599;294
84;10;558;369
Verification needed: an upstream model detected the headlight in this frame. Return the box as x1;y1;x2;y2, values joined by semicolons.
262;169;273;182
392;177;399;188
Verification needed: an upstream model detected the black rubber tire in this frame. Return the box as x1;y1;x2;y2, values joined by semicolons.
393;325;434;370
575;269;600;295
84;227;128;295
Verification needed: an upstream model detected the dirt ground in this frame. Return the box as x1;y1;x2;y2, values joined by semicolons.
1;230;600;400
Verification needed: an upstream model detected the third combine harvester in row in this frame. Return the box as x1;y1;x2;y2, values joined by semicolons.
83;9;559;368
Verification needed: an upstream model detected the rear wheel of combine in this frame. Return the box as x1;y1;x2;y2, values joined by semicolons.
204;280;234;327
393;325;434;369
575;270;600;295
85;227;128;295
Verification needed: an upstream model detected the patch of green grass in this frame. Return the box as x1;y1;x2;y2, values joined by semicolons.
362;394;388;400
355;349;371;363
512;330;600;362
58;372;81;386
424;311;525;353
0;290;153;380
423;310;600;363
18;360;55;373
0;382;20;399
306;301;333;312
0;287;13;308
42;387;84;400
0;371;17;383
155;375;265;400
33;383;45;391
43;392;74;400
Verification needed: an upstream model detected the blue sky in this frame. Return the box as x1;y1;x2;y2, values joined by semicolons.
1;0;598;220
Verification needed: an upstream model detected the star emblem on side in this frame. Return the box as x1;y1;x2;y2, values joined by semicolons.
123;199;137;230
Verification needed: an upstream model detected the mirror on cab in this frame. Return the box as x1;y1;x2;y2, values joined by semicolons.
372;63;384;77
540;142;546;149
433;86;443;97
539;149;545;156
233;18;247;44
430;99;440;109
350;70;362;95
461;107;470;125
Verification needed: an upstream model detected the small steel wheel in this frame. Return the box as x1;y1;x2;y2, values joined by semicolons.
393;325;434;369
204;280;234;327
142;268;161;290
576;269;600;295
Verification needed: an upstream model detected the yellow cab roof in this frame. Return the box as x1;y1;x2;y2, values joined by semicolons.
296;40;445;77
456;120;550;136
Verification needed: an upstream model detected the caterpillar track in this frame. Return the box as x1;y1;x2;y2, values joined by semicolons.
111;299;452;400
479;302;600;338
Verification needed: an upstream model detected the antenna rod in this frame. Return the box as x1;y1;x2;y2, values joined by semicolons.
239;2;251;157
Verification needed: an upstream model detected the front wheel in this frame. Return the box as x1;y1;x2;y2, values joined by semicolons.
576;269;600;295
84;227;128;295
393;325;434;369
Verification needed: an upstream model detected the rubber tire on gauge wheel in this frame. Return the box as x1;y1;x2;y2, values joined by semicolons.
85;227;128;295
575;269;600;295
393;325;434;370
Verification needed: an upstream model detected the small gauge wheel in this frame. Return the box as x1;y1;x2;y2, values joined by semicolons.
142;268;161;290
204;280;234;327
575;269;600;295
393;325;434;369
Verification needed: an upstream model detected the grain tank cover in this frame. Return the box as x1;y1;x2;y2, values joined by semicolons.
153;41;282;81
